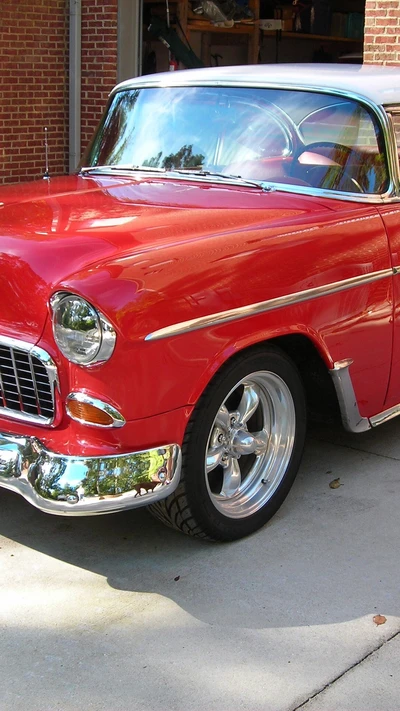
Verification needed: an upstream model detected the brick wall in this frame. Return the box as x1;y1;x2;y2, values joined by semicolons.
0;0;118;185
81;0;118;155
0;0;68;184
364;0;400;65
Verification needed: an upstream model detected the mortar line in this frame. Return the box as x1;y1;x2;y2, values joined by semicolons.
290;628;400;710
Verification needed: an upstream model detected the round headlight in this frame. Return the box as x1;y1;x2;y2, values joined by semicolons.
51;293;116;365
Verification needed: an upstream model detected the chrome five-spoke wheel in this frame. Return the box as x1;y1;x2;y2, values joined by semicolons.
149;347;306;541
205;371;295;519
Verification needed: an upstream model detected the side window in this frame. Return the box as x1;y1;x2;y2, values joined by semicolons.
388;111;400;155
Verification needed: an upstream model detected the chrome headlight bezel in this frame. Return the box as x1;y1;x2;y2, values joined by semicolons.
50;292;116;366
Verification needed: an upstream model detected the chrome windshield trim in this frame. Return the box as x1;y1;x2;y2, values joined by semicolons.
146;268;394;342
384;108;400;196
108;81;398;203
255;182;391;204
66;392;126;428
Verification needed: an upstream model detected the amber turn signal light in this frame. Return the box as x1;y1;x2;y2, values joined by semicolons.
67;399;115;427
66;393;125;428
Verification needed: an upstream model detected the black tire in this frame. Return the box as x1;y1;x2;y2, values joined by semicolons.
148;346;306;541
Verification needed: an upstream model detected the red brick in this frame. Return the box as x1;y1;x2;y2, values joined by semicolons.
365;0;400;65
1;0;117;183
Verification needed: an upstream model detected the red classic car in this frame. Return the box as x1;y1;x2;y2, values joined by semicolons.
1;63;400;541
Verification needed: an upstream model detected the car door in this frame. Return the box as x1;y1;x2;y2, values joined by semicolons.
376;107;400;411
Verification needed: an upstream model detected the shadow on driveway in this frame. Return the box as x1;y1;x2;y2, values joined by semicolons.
1;420;400;630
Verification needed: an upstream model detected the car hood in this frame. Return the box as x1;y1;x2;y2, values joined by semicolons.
0;174;333;342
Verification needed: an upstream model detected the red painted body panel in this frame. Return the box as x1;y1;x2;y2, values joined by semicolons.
375;204;400;410
0;174;395;455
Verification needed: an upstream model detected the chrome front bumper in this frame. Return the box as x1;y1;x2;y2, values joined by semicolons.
0;432;181;515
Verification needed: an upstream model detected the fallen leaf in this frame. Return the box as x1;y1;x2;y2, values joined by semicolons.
373;614;387;626
329;478;341;489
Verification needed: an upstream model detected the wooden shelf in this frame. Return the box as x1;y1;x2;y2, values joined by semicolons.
263;30;363;42
147;0;364;69
188;20;256;35
183;0;259;63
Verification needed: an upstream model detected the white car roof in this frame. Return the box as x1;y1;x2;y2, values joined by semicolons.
115;63;400;107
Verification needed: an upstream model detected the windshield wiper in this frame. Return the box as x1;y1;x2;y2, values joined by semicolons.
171;169;272;191
80;165;166;175
79;165;272;191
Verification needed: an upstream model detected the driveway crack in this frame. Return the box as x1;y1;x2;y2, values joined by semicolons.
309;437;400;462
290;628;400;710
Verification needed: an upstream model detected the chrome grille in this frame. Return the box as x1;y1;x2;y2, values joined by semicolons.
0;338;57;425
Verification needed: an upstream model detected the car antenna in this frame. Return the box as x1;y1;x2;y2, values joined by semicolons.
43;127;50;180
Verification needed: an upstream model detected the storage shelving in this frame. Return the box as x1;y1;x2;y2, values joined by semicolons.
144;0;364;71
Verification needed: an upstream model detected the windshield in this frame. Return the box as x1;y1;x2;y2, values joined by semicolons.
82;86;388;195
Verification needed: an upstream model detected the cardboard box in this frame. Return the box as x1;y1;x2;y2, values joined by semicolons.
259;18;283;30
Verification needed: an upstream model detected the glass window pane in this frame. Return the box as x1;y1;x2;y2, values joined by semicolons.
389;112;400;153
84;86;388;195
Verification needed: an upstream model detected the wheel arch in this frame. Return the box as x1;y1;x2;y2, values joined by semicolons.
271;333;341;424
190;332;341;426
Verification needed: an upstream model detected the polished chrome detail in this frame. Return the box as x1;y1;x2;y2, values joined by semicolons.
146;268;394;342
49;291;68;311
0;336;58;426
82;168;390;204
370;404;400;428
205;371;295;518
251;182;391;205
383;109;400;197
328;357;400;432
0;433;181;515
329;359;370;433
50;292;116;366
66;392;125;428
96;311;117;362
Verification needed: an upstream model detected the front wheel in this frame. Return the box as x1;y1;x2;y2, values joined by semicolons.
149;347;306;541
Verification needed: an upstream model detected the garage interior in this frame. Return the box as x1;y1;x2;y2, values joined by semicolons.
137;0;365;75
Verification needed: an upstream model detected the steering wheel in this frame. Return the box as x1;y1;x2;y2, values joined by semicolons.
293;141;364;193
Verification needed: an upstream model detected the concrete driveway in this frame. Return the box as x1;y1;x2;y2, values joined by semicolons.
1;419;399;711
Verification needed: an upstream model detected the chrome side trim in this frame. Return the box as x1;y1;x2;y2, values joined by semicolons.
370;405;400;428
329;359;370;433
66;392;126;428
146;268;394;342
0;433;181;515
